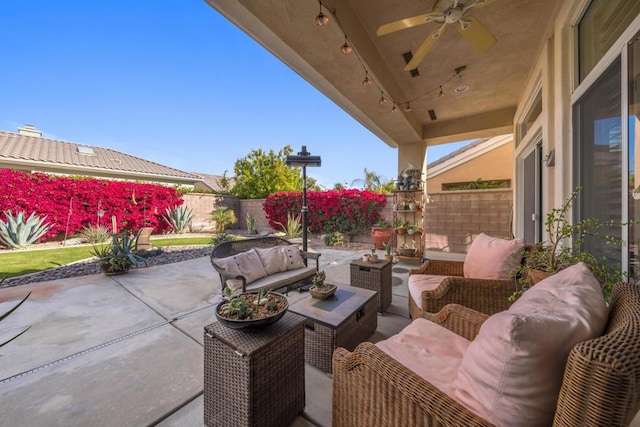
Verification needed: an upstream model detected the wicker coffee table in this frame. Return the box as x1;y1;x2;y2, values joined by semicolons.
204;312;305;427
350;258;392;312
288;284;377;373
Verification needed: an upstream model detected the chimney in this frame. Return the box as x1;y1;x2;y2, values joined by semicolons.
17;124;43;137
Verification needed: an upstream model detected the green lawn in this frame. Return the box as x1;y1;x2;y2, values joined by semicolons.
0;236;213;279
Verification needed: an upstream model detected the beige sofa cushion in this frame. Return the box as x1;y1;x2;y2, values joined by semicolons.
377;318;471;397
212;249;268;285
255;246;288;275
282;244;305;270
463;233;525;280
453;262;608;427
407;274;449;311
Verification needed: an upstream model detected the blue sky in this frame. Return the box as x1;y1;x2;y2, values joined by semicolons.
0;1;467;189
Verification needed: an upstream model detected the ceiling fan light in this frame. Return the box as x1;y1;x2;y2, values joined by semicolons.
455;84;470;93
340;41;352;54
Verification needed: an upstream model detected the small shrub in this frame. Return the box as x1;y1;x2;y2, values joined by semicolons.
80;224;110;244
275;212;301;239
210;206;237;233
324;231;344;247
211;232;236;246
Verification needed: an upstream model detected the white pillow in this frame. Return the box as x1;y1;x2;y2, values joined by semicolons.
453;262;608;426
212;255;244;291
281;245;306;270
463;233;525;280
255;246;288;275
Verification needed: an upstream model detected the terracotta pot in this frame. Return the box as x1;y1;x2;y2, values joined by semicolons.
528;269;552;285
396;227;406;235
371;226;393;250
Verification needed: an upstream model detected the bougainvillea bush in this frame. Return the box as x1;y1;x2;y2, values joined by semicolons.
263;189;386;238
0;169;184;241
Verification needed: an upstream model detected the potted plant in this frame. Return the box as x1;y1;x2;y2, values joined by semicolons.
215;288;288;329
369;246;379;262
371;220;392;250
91;231;146;275
383;241;393;261
395;218;406;235
309;271;337;299
512;187;626;301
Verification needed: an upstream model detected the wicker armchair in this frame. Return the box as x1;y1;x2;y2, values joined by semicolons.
408;259;516;318
333;282;640;427
408;244;533;319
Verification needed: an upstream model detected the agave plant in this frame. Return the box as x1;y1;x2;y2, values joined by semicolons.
0;277;31;349
162;205;196;234
90;232;146;274
0;211;52;249
274;212;302;239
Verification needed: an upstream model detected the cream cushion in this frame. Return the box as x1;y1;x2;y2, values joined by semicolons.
212;249;268;285
282;245;306;270
377;318;471;397
407;274;449;311
463;233;525;280
255;246;288;275
233;248;268;284
453;262;608;427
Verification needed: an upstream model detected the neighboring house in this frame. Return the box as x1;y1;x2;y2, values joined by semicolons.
426;135;513;194
193;172;235;193
0;125;202;187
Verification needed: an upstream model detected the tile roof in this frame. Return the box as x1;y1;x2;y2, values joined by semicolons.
194;173;235;192
0;130;201;181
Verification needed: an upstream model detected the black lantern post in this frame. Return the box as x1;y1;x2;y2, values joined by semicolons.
285;146;321;257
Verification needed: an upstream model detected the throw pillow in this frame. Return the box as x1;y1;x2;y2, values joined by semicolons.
212;255;244;291
233;248;268;284
453;262;608;426
255;246;288;275
281;245;306;270
463;233;525;280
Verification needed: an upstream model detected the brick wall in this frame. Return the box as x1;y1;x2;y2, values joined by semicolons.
423;189;513;253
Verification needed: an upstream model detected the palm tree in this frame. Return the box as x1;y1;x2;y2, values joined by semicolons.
210;206;237;233
351;168;394;193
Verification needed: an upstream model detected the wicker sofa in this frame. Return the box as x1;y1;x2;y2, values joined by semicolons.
333;269;640;426
210;236;320;293
408;234;531;319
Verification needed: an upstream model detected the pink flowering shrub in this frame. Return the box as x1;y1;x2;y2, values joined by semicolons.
0;169;183;241
264;189;386;238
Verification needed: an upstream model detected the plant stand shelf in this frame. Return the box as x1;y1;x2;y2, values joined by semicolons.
204;312;305;427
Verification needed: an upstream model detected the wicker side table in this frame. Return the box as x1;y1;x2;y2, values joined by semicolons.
204;312;305;427
350;258;392;312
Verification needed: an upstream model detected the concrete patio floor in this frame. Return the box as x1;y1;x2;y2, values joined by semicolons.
0;248;416;427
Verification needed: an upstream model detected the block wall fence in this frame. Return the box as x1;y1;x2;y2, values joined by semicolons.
182;188;513;254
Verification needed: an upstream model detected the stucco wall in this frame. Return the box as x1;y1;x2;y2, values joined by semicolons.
427;143;513;194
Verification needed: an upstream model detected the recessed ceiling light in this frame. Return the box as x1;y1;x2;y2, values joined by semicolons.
455;84;470;94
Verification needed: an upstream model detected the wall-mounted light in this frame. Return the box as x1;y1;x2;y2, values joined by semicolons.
544;149;555;167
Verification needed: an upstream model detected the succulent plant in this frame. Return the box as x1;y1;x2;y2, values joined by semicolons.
162;205;195;234
0;211;52;249
90;232;146;274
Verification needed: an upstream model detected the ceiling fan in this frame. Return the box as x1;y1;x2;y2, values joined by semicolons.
377;0;497;71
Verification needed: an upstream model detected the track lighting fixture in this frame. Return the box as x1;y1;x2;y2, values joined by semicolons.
313;3;329;26
438;86;445;97
379;92;388;104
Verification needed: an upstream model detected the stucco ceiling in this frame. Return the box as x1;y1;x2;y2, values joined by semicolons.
204;0;560;148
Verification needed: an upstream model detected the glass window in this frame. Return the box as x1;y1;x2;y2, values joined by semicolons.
573;57;622;267
578;0;640;82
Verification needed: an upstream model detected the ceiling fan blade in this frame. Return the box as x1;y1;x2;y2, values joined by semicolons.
403;25;444;71
457;16;496;53
377;12;439;36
